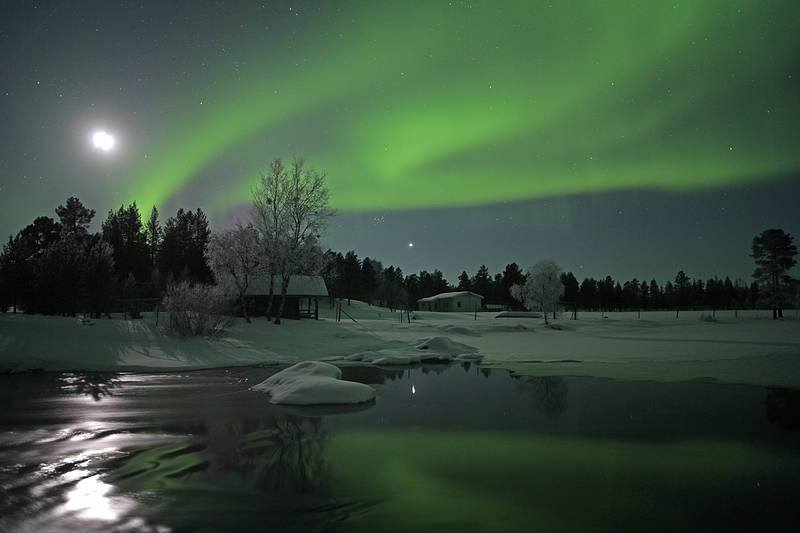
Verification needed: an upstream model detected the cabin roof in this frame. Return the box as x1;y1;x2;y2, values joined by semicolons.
245;274;329;297
417;291;483;303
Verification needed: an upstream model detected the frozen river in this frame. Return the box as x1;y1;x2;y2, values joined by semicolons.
1;364;798;532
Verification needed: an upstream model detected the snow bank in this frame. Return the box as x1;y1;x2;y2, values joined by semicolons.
435;325;482;337
481;324;531;333
495;311;542;318
415;336;478;354
251;361;376;405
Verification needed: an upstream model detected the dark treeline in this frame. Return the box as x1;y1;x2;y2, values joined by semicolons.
0;197;213;316
2;198;793;318
321;250;764;313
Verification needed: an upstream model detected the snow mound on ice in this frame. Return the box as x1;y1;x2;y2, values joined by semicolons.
415;336;477;354
454;353;484;361
344;351;382;361
371;352;454;365
251;361;375;405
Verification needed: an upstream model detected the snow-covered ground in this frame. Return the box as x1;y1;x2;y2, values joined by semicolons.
1;301;798;388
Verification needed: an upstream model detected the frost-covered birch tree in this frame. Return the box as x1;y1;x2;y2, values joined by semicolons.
208;223;262;323
511;259;564;326
252;158;289;322
252;156;334;324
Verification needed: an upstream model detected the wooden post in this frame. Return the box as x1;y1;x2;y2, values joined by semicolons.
314;298;319;320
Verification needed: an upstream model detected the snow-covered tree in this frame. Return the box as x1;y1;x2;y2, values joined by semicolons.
511;259;564;325
208;223;263;323
252;158;288;321
252;157;334;324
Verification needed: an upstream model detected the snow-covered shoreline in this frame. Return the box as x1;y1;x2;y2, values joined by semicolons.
1;302;798;388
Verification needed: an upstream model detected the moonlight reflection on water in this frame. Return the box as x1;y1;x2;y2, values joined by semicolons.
0;365;798;532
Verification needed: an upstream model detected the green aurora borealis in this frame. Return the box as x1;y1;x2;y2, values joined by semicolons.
2;0;800;280
120;1;800;214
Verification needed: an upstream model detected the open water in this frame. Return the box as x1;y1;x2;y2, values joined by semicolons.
1;364;798;532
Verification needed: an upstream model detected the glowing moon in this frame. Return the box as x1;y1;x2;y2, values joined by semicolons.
91;130;115;151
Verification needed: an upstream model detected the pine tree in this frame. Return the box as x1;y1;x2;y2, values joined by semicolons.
101;203;150;284
560;272;579;319
471;265;491;299
342;251;361;305
145;205;162;269
457;271;471;291
360;257;378;304
55;197;95;237
751;229;797;319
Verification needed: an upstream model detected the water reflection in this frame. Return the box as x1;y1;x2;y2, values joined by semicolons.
62;473;122;521
59;372;121;401
766;388;800;431
2;365;799;532
340;365;404;384
229;416;329;493
513;376;569;419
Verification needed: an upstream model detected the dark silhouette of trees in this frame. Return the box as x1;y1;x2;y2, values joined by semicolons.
55;196;95;236
649;279;660;309
101;202;151;286
378;265;404;311
145;205;162;269
639;280;650;310
360;257;379;304
751;229;797;319
457;270;471;291
341;251;361;304
158;208;213;285
471;265;491;300
561;272;579;319
314;248;770;316
4;200;789;321
320;250;343;306
500;263;525;308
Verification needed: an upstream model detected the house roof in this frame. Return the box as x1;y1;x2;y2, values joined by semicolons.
245;274;329;297
417;291;484;303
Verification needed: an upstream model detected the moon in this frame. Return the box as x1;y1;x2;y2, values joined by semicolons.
91;130;115;151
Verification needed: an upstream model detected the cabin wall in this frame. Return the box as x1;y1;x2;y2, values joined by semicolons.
245;296;300;319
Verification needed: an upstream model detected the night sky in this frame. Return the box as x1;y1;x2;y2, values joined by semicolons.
2;1;798;283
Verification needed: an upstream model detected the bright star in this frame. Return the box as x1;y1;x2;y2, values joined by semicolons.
408;242;414;247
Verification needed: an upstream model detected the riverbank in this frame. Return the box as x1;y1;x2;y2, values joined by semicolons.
1;302;798;388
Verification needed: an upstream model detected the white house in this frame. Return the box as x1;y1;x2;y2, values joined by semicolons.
417;291;484;312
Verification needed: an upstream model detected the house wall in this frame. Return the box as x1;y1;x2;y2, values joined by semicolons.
450;294;482;311
419;294;482;312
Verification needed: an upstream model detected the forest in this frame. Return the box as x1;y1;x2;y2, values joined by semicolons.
2;196;794;319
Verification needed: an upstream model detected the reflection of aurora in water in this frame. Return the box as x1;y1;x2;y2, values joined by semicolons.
1;365;799;532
